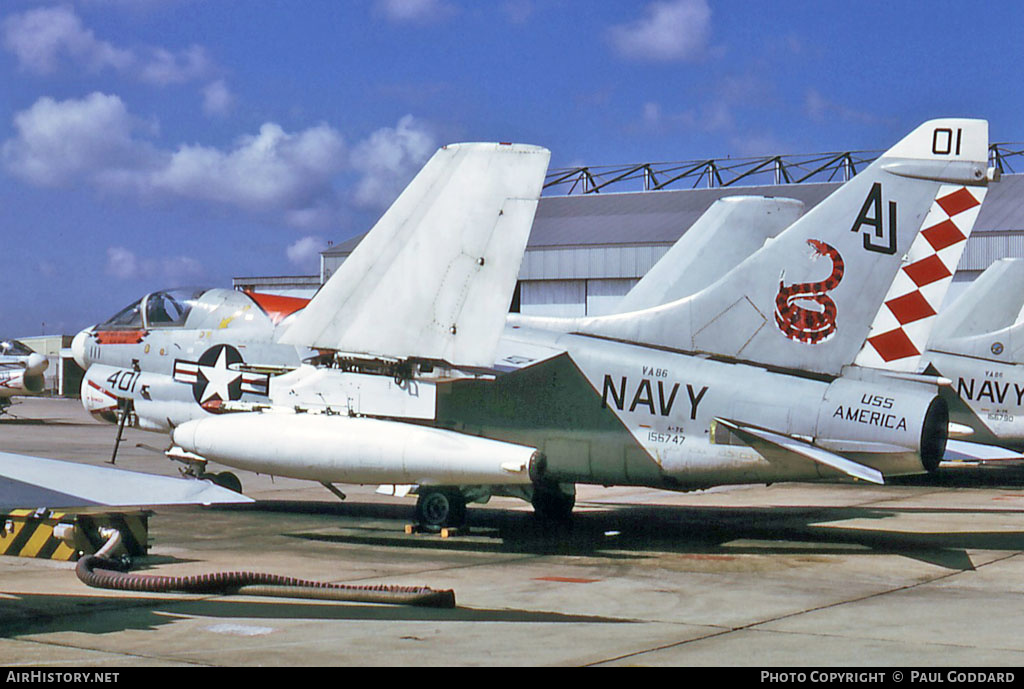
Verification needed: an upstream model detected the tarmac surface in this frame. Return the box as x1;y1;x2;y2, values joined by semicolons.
2;397;1024;667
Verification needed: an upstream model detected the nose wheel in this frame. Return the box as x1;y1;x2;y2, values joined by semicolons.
531;482;575;522
203;471;243;494
414;488;467;529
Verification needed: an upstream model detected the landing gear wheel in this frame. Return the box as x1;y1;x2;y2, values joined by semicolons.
205;471;243;493
415;488;467;529
531;482;575;522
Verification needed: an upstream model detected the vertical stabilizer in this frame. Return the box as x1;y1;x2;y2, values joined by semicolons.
614;196;803;313
930;258;1024;344
279;143;551;367
575;119;992;376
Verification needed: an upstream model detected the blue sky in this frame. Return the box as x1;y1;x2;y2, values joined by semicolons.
3;0;1023;336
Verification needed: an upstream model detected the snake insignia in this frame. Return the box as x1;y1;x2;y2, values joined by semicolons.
774;239;844;344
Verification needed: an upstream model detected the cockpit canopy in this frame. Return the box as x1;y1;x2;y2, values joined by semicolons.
0;340;34;357
100;288;204;330
98;288;308;331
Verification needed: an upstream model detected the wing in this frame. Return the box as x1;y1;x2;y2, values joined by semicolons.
0;451;253;510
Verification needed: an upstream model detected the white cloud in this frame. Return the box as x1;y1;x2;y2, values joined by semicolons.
2;4;214;85
805;88;881;126
137;44;212;85
105;246;206;283
3;94;440;229
374;0;455;22
1;92;159;187
37;260;59;279
151;122;346;210
202;79;235;117
502;0;534;24
608;0;711;62
286;236;328;270
2;4;132;75
105;246;140;279
638;99;731;135
161;255;206;284
350;115;436;208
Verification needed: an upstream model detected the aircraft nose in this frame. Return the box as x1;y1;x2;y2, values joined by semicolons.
25;352;48;374
71;329;90;369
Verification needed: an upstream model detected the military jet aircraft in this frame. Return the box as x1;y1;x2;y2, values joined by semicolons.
0;339;49;415
69;287;318;483
73;195;790;428
918;258;1024;455
158;122;997;527
72;287;312;426
614;195;804;313
71;185;803;506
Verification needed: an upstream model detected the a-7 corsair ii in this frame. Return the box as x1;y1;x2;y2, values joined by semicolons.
83;125;999;527
0;339;49;415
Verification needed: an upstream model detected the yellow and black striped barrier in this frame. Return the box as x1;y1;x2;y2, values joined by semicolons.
0;510;150;561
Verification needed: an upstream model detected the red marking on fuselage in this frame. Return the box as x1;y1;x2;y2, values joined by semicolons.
94;330;147;345
244;291;309;325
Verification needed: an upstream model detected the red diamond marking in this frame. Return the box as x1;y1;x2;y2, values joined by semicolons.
936;187;979;217
869;328;920;362
922;219;965;251
887;290;936;325
903;255;952;287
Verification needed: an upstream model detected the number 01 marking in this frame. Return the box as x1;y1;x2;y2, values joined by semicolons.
932;128;963;156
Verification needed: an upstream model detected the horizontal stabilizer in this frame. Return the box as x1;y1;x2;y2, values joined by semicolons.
280;142;551;368
943;439;1024;463
0;451;253;510
716;418;885;484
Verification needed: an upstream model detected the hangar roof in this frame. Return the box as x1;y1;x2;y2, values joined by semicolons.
323;173;1024;256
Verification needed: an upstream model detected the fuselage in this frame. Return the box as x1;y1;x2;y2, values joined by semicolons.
924;349;1024;450
91;310;944;489
73;288;312;428
431;325;940;488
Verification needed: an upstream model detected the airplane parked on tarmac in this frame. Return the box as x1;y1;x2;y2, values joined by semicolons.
155;121;998;527
0;339;49;415
919;258;1024;456
70;287;316;485
614;195;804;314
72;287;313;428
607;197;1024;467
620;196;1024;467
70;175;797;486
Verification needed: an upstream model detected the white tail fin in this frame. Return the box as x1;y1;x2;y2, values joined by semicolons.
927;258;1024;363
575;119;992;376
930;258;1024;344
279;143;550;367
614;196;803;313
852;182;987;371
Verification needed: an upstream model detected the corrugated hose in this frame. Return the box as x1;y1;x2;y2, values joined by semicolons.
75;529;455;608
